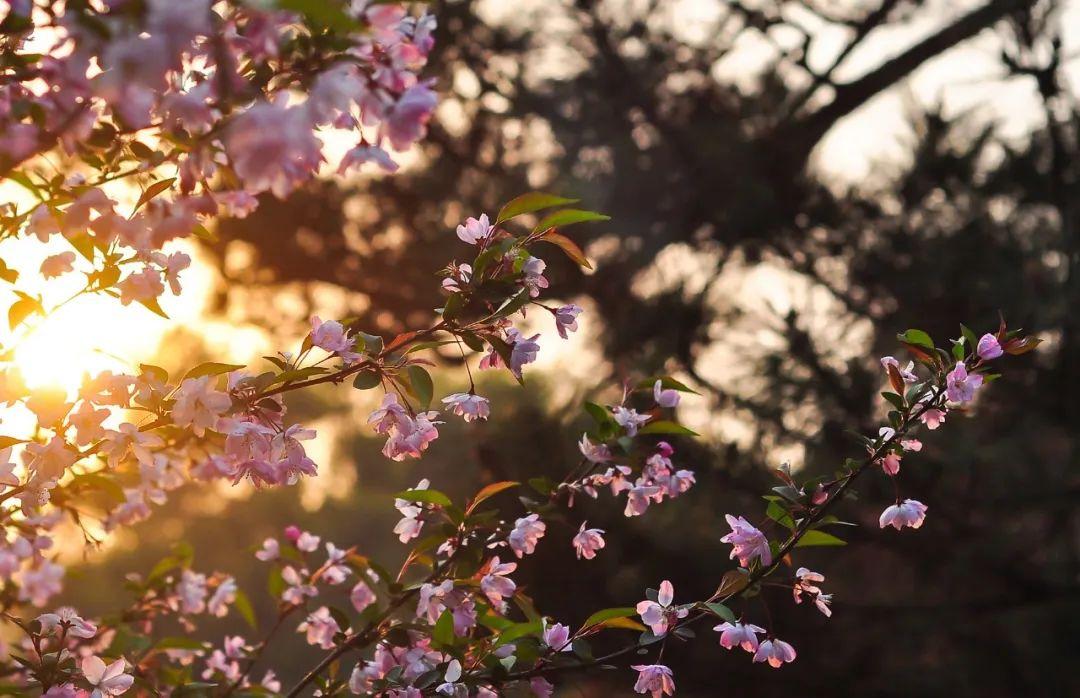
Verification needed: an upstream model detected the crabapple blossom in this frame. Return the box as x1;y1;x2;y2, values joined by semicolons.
508;514;546;558
298;607;340;649
480;557;518;609
351;581;377;613
255;538;280;562
82;656;133;697
280;566;317;605
507;329;541;379
456;214;494;245
543;622;572;651
946;362;983;404
880;499;928;530
522;256;550;297
880;356;917;383
613;405;651;436
442;392;491;422
753;638;797;668
793;568;832;617
631;664;675;697
721;514;773;567
921;407;947;430
37;607;97;639
171;376;231;437
881;452;902;476
554;304;583;338
714;621;765;652
636;580;688;637
310;316;359;362
579;434;613;463
977;333;1003;360
653;380;681;408
572;522;606;560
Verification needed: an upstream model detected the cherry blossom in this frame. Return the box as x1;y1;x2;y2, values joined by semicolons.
653;380;681;408
613;405;651;436
37;607;97;639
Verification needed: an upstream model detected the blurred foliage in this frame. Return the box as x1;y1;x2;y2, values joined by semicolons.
76;1;1080;696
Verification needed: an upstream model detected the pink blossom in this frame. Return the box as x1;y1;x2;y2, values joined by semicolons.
117;268;165;305
879;499;928;530
631;664;675;697
880;356;917;383
636;580;688;637
351;581;377;613
542;621;571;651
480;556;517;608
624;483;662;517
653;380;680;408
296;532;321;552
714;621;765;652
977;333;1003;360
255;538;279;562
69;401;110;445
508;513;546;558
172;376;231;437
339;144;399;174
507;329;541;379
522;256;549;297
280;566;317;605
382;82;437;151
920;408;946;430
298;607;340;649
721;514;772;567
793;567;832;617
394;479;430;543
416;580;454;623
207;577;237;617
310;316;358;361
225;103;323;198
17;560;64;606
82;656;133;696
881;452;901;476
40;252;75;279
572;522;606;560
441;392;490;422
455;214;493;245
901;438;923;452
946;362;983;404
37;607;97;638
578;434;613;463
753;638;797;668
613;406;650;436
554;304;583;339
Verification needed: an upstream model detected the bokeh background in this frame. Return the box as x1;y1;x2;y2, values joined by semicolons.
11;0;1080;695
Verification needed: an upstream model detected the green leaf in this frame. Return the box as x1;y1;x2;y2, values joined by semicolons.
488;288;531;321
182;362;245;381
433;609;456;648
703;602;736;623
133;177;176;213
404;365;434;409
156;636;207;651
352;369;381;390
496;192;579;224
638;420;698;436
764;500;795;531
636;376;701;395
795;530;847;548
960;323;979;352
536;231;592;269
277;0;357;31
233;589;257;630
897;329;934;351
532;209;610;234
881;391;905;411
467;481;519;512
582;607;637;628
393;488;452;508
